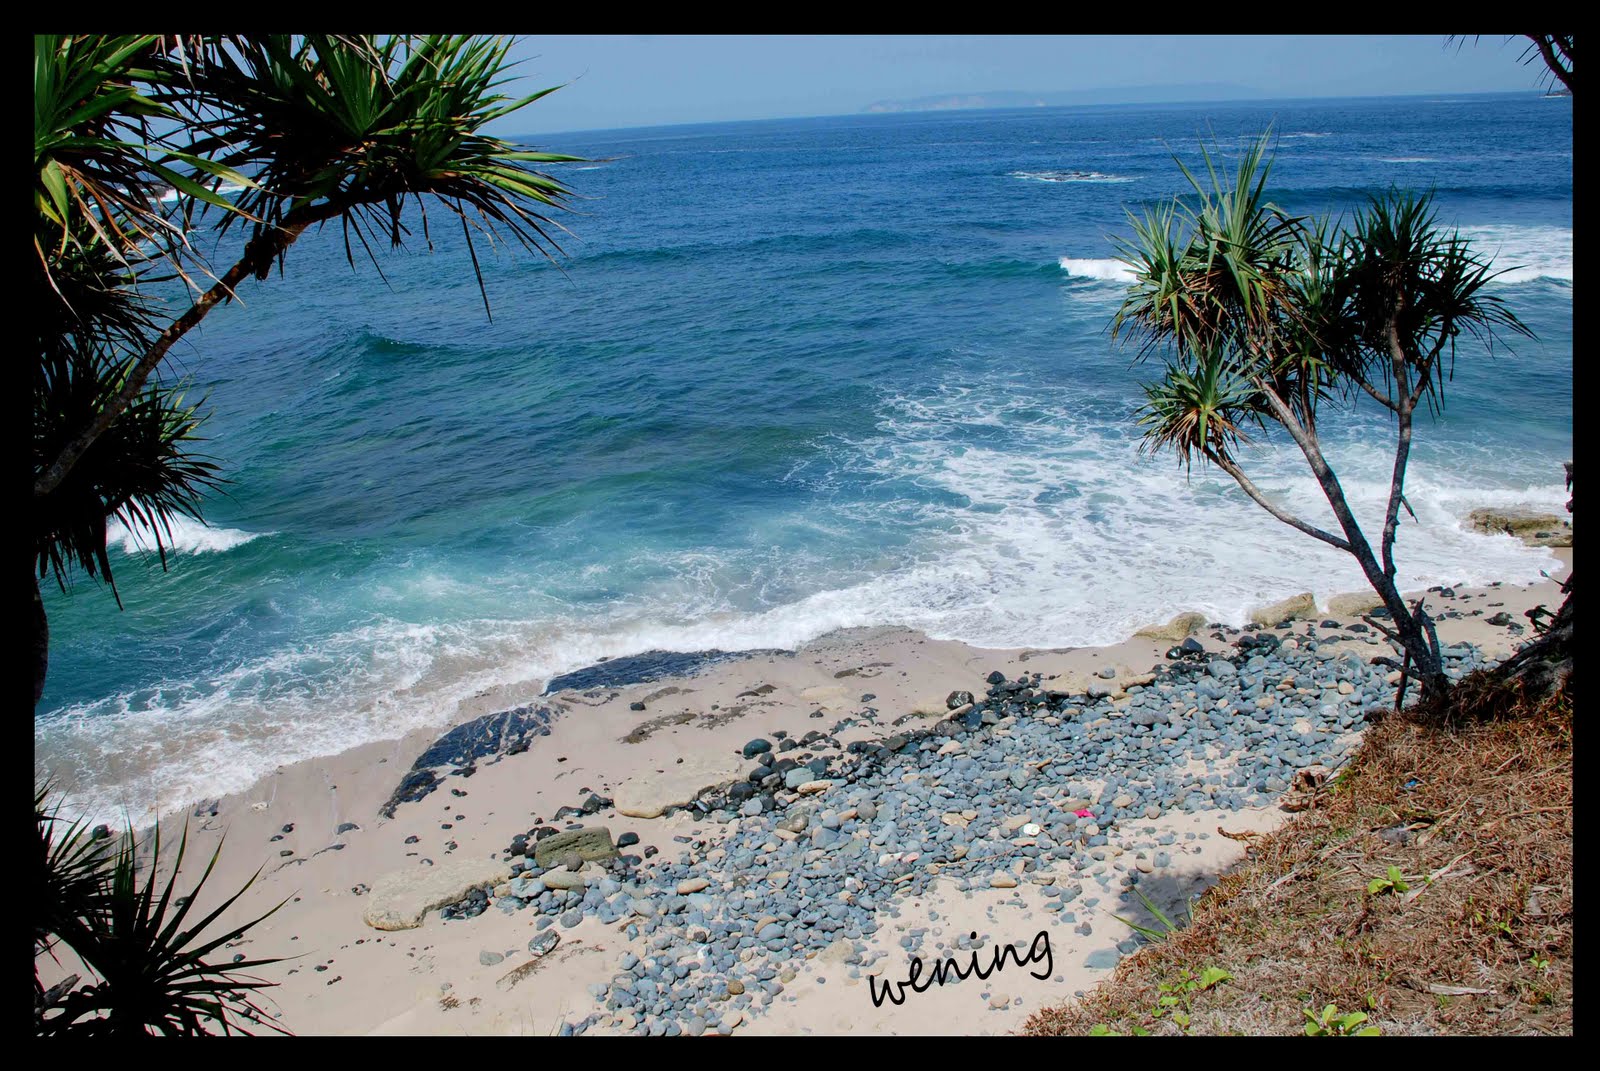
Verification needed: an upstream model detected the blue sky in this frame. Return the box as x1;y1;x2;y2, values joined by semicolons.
495;35;1552;136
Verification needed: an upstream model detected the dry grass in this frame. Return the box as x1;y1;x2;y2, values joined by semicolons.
1024;674;1572;1036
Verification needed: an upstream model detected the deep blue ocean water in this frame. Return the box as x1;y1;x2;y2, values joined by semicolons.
36;93;1572;823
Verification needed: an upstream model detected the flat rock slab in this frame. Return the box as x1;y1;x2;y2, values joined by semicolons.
363;857;512;931
380;704;556;819
1467;508;1572;547
614;754;745;819
1135;611;1208;642
1326;591;1385;617
533;826;618;868
1248;592;1316;627
543;648;789;695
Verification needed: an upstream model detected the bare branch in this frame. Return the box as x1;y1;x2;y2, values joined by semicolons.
1215;457;1352;552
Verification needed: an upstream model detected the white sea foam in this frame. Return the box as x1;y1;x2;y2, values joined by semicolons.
40;372;1567;828
1012;170;1134;184
1379;157;1438;163
158;182;246;203
1458;224;1573;285
106;515;265;555
1058;257;1135;282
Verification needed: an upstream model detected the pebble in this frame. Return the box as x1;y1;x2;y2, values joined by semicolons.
443;636;1495;1034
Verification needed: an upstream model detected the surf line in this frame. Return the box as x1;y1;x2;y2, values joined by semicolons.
867;930;1053;1008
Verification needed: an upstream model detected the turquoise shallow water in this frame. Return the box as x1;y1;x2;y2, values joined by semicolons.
36;93;1572;823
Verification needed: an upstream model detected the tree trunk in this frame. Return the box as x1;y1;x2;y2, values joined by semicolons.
34;209;333;501
1294;430;1450;698
33;573;49;706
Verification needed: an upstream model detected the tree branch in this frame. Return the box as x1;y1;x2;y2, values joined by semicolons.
1215;457;1352;552
34;203;345;499
1352;372;1401;412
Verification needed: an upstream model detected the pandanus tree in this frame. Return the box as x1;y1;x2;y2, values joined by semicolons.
32;34;582;704
1114;136;1530;701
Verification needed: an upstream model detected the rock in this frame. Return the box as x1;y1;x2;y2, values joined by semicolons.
380;704;556;817
1326;591;1385;617
1135;611;1208;643
480;949;504;966
1248;592;1316;627
614;753;743;818
818;937;855;966
545;649;778;694
988;993;1010;1009
1467;507;1572;547
989;873;1019;889
1095;665;1117;680
1084;948;1121;970
946;690;976;709
742;738;772;759
798;780;832;795
363;857;512;930
1207;659;1237;679
677;878;710;895
532;826;617;868
541;869;590;891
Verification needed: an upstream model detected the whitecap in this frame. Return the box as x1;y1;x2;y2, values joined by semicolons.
1011;169;1134;184
1058;257;1135;282
1458;224;1573;285
107;515;265;555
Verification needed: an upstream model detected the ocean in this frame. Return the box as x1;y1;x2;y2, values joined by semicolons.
35;93;1573;825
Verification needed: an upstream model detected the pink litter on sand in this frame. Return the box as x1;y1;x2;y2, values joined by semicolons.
1075;809;1094;818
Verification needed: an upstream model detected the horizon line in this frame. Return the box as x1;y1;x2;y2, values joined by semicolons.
508;87;1558;142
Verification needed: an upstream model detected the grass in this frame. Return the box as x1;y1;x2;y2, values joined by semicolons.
1024;667;1572;1036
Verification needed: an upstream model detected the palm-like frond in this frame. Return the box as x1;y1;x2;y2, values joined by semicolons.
1113;132;1306;377
34;783;114;955
33;34;255;286
1137;344;1267;472
166;35;583;314
33;350;223;602
1332;189;1533;414
39;821;289;1036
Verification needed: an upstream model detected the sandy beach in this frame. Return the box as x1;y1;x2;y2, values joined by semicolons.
36;549;1570;1036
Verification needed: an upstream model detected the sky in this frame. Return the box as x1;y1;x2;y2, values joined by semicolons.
495;35;1553;136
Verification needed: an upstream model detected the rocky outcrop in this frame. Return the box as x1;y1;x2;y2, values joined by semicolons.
1135;611;1208;642
1467;508;1573;547
1248;592;1316;627
362;857;512;930
614;753;744;819
380;704;557;819
532;826;618;869
543;648;789;695
1326;591;1386;617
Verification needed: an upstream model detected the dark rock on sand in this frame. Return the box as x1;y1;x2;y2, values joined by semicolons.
543;648;791;695
380;704;557;818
